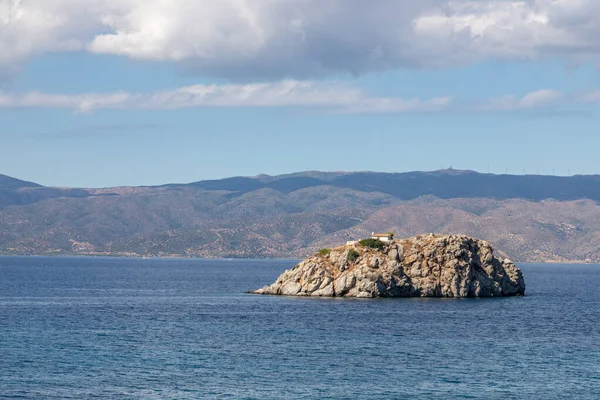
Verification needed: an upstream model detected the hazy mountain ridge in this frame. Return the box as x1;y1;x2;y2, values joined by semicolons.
1;170;600;262
183;170;600;202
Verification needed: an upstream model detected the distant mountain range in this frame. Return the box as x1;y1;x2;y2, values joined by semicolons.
1;170;600;262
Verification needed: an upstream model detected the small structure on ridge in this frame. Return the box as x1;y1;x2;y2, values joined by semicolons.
371;232;393;242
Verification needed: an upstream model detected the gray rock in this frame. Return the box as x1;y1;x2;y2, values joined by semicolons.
280;281;302;296
251;234;526;298
334;274;357;296
311;283;334;297
388;248;400;261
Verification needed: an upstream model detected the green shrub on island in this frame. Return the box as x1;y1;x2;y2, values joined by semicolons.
358;238;385;250
319;248;332;256
348;249;360;263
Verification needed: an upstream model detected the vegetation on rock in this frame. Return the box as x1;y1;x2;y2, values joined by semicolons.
347;249;360;263
358;239;385;250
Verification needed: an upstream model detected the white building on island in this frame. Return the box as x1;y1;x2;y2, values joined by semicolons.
345;232;394;246
371;232;393;242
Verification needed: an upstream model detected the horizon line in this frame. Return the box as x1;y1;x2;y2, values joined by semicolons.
2;168;595;190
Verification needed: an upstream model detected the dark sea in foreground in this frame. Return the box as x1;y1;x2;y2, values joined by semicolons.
1;257;599;399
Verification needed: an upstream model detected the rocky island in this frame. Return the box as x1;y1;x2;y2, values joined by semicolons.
252;234;525;298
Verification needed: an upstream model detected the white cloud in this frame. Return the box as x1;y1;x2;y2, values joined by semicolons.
0;0;107;76
0;81;586;114
480;89;563;111
2;0;600;79
412;0;600;66
0;80;453;113
581;90;600;104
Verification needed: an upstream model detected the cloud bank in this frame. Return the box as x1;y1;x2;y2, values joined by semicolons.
2;0;600;79
1;80;589;114
0;80;451;113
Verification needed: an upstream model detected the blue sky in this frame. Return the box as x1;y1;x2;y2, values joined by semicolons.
2;0;600;187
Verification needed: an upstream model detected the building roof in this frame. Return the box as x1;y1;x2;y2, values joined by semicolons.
372;233;390;237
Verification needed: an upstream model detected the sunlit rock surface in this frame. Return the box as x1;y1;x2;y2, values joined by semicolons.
252;234;525;298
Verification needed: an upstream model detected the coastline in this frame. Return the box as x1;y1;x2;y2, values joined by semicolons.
0;251;597;265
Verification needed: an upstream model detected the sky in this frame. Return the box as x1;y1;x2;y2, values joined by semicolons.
2;0;600;188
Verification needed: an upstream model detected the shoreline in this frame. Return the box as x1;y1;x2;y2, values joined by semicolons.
0;253;302;262
0;252;598;265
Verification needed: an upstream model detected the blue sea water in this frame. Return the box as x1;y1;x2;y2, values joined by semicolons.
1;257;599;399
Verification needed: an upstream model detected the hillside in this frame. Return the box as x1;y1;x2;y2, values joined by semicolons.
1;170;600;262
186;170;600;202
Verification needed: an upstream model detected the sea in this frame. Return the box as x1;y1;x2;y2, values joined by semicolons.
1;256;599;399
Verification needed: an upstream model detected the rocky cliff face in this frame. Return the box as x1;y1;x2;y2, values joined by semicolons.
252;234;525;298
